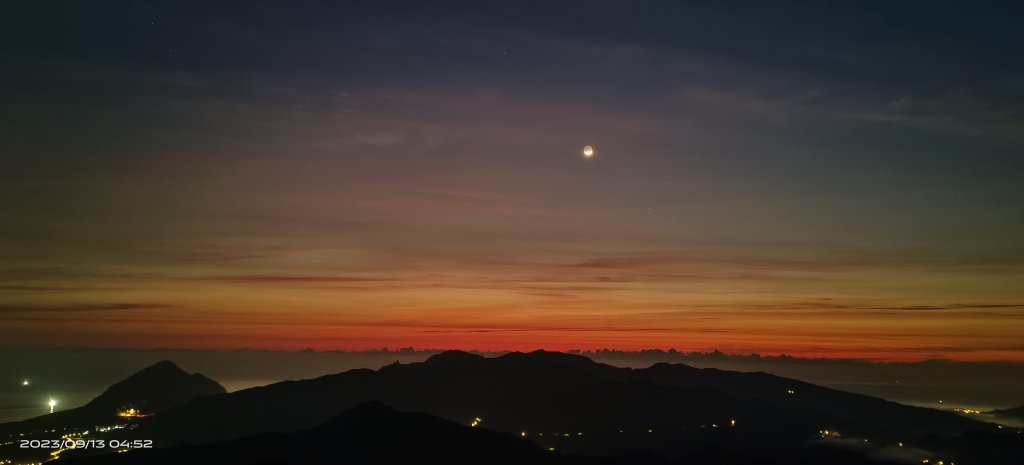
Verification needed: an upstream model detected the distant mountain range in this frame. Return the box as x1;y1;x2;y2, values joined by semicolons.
988;405;1024;420
132;350;984;446
4;351;1021;465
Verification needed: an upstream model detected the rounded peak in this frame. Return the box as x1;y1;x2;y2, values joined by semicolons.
423;350;485;365
497;350;596;366
345;400;397;416
646;361;698;371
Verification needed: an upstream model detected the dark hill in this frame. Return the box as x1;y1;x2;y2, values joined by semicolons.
0;360;224;436
126;350;994;460
988;405;1024;420
135;350;808;456
638;362;979;437
84;360;225;415
915;428;1024;465
63;402;918;465
61;402;579;465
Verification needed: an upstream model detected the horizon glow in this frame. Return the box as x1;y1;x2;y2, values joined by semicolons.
2;2;1022;362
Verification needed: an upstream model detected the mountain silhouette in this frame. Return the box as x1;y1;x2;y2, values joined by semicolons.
988;404;1024;420
637;361;978;437
8;352;1017;465
115;350;998;461
915;428;1024;465
61;401;926;465
61;402;583;465
0;360;224;437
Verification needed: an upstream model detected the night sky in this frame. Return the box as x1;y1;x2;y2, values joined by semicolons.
2;1;1023;360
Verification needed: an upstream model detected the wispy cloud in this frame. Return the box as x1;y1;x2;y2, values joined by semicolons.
197;275;399;284
0;303;170;313
675;86;1024;140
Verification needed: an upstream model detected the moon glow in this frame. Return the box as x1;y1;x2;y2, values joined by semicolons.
582;145;594;158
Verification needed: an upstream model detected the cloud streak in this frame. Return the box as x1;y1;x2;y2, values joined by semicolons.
0;303;171;313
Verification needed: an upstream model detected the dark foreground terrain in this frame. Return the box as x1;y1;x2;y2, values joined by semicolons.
3;351;1021;465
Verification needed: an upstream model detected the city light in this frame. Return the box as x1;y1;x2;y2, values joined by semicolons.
117;408;149;418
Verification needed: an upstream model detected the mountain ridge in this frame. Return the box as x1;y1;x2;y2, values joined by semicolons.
0;360;224;436
131;350;988;449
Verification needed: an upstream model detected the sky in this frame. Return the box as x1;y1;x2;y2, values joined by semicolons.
2;1;1023;360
